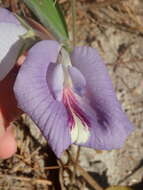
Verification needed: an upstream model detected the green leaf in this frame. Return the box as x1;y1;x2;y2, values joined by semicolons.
106;186;133;190
23;0;69;43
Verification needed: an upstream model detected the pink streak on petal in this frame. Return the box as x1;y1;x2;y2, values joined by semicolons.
63;88;90;129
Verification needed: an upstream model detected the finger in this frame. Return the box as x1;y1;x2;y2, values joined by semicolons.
0;125;17;159
0;124;5;138
0;66;23;127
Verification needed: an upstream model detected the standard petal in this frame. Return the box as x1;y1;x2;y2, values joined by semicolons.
0;8;20;25
71;46;133;150
14;40;71;157
0;23;27;81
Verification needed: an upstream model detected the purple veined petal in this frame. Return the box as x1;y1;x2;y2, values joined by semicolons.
68;66;86;96
71;46;133;150
0;8;20;25
14;40;71;157
0;22;27;81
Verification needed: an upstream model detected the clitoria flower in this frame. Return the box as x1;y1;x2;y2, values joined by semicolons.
14;40;133;157
0;8;133;158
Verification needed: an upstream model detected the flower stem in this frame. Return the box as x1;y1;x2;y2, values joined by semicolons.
71;0;76;47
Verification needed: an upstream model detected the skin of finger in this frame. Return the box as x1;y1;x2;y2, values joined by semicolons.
0;124;5;138
0;66;20;158
0;125;17;159
0;55;25;127
0;66;22;127
0;53;25;159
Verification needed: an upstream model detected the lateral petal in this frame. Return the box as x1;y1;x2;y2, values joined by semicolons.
71;46;133;150
14;40;71;157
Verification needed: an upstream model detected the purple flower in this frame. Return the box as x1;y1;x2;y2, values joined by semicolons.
0;8;133;157
14;40;133;157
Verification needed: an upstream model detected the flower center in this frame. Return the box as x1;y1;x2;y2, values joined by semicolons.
63;88;90;144
49;48;90;144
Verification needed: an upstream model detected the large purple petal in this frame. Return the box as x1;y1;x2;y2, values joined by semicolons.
14;40;71;157
0;8;20;25
71;46;133;150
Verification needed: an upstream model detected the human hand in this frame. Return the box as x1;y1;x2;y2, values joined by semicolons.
0;55;25;159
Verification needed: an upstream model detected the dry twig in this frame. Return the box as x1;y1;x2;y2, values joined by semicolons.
0;174;52;186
